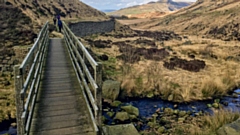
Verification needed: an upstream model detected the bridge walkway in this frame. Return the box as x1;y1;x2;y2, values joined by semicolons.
29;38;95;135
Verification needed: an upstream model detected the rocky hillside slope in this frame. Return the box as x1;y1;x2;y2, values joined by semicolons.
0;0;108;47
132;0;240;41
107;0;193;18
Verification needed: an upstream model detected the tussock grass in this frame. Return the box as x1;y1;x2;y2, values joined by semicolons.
189;110;240;135
89;28;240;102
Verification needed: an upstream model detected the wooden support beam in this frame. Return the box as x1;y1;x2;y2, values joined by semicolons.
14;65;25;135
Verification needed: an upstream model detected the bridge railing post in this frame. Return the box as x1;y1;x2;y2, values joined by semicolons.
14;65;25;135
96;63;102;134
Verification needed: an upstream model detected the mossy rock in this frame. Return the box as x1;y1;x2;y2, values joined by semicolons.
178;110;187;117
121;105;139;116
207;104;212;108
129;114;137;120
147;121;155;128
107;112;114;118
114;112;129;122
212;103;219;108
164;107;174;115
110;100;122;107
157;126;165;133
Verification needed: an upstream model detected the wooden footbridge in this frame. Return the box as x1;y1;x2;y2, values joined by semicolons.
14;22;102;135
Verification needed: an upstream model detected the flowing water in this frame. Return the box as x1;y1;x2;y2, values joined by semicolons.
103;88;240;127
0;118;16;135
1;89;240;134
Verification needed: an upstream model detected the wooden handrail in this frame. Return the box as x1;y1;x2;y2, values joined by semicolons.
62;21;102;134
14;22;49;135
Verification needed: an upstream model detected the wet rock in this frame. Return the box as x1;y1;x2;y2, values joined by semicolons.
157;126;165;133
187;110;192;115
129;114;137;120
107;112;114;118
102;80;120;101
147;122;155;128
223;101;229;106
207;104;212;108
217;118;240;135
110;100;122;107
178;111;187;117
212;103;219;108
173;104;178;108
173;110;179;115
194;112;200;116
114;112;129;122
164;108;174;115
121;105;139;116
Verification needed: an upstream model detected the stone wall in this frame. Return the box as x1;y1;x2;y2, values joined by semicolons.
68;19;115;37
0;47;28;87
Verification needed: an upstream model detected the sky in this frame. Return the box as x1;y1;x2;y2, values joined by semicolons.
80;0;197;10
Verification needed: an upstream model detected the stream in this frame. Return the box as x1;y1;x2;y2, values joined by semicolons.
0;118;16;135
129;88;240;118
1;89;240;134
103;88;240;130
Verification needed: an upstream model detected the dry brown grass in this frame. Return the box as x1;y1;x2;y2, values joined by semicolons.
90;32;240;102
188;110;240;135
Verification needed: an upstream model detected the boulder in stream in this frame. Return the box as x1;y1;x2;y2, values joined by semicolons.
121;105;139;116
110;100;122;107
114;112;129;122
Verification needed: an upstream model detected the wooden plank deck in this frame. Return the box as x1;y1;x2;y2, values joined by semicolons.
29;38;95;135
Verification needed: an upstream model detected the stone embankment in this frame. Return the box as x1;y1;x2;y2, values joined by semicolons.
68;19;115;37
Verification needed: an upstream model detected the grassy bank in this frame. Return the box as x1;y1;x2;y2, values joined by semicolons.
86;30;240;102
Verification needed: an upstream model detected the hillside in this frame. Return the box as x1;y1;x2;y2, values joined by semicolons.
107;0;193;18
132;0;240;40
0;0;108;47
83;0;240;103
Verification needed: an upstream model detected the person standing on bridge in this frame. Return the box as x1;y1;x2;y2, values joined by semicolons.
58;19;63;33
57;14;60;20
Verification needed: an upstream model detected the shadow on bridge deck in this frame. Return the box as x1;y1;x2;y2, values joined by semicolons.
29;38;95;135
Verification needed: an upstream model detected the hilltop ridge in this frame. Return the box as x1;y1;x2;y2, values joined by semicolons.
107;0;193;18
132;0;240;40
